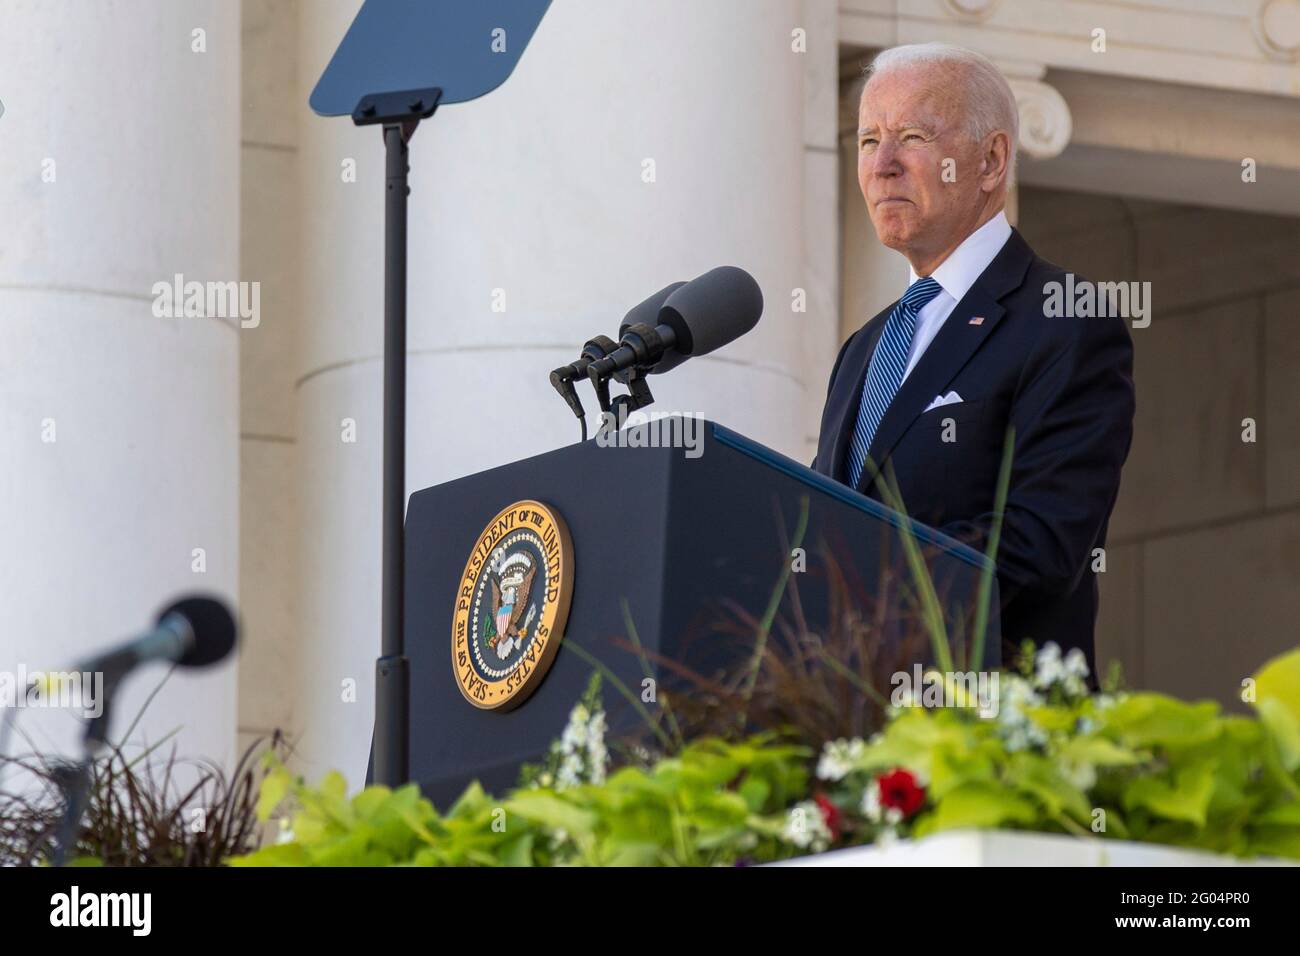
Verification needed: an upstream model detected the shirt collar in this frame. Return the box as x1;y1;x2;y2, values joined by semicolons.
908;209;1013;303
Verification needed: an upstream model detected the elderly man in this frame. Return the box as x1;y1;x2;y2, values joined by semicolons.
813;43;1135;672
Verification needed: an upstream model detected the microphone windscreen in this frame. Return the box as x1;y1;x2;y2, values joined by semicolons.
619;281;686;338
158;595;238;668
659;266;763;357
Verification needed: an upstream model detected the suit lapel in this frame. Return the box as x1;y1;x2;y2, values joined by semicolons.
856;228;1036;492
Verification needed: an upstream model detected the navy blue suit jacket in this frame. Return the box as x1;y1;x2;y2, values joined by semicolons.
812;228;1135;671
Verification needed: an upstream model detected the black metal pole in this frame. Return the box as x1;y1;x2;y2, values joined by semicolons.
374;122;411;787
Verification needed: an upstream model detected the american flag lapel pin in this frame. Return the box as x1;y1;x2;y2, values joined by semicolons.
969;315;985;326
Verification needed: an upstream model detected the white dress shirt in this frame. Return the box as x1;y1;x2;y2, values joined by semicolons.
901;210;1012;382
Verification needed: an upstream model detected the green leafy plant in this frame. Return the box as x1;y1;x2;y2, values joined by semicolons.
812;644;1300;860
233;732;809;867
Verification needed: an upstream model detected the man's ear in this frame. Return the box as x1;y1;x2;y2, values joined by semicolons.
979;130;1011;193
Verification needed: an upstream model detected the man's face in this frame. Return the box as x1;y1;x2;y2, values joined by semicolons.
857;64;988;265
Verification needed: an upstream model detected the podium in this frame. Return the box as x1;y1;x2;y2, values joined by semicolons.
405;419;999;805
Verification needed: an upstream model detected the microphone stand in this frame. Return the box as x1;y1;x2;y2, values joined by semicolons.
50;681;118;866
588;361;656;417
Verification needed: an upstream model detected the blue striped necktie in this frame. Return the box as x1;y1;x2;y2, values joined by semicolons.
846;276;943;489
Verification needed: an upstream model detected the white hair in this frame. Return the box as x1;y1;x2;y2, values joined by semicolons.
865;43;1019;170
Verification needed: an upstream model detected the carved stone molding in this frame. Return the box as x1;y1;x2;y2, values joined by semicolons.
1008;78;1072;160
942;0;1000;22
1253;0;1300;62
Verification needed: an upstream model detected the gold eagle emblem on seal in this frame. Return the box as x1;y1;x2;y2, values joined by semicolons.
451;500;574;710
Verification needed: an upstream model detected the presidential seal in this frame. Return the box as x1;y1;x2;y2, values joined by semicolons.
451;500;574;710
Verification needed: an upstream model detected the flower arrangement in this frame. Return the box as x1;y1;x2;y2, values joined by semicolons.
799;640;1300;859
231;642;1300;866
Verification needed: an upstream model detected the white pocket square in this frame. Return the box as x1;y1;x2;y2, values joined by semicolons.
924;390;963;413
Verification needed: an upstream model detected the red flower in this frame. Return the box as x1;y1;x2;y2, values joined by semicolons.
877;769;926;818
813;792;843;841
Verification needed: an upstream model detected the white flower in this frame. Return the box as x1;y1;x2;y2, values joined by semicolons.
546;700;609;790
1060;759;1097;791
816;738;866;782
1033;642;1064;690
560;718;588;753
998;675;1043;716
860;780;883;823
1063;647;1089;680
1029;642;1091;698
781;801;832;853
556;752;583;790
997;675;1047;751
1055;648;1089;698
586;711;609;784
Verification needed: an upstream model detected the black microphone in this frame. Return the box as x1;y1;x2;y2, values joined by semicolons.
77;595;238;681
549;282;687;420
550;335;618;419
617;280;687;339
589;266;763;380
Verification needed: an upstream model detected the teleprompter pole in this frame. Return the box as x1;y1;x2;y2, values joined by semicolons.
356;88;440;788
374;121;411;788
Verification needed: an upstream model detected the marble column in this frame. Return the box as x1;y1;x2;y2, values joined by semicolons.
0;1;241;765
